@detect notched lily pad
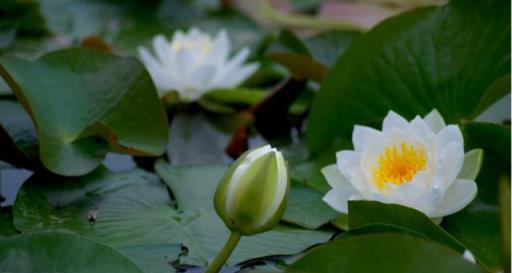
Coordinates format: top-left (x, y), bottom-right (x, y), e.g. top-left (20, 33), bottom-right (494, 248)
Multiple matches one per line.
top-left (0, 48), bottom-right (168, 176)
top-left (0, 232), bottom-right (145, 273)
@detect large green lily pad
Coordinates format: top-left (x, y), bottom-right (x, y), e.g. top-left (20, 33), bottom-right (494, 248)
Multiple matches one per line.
top-left (12, 164), bottom-right (332, 268)
top-left (307, 0), bottom-right (510, 152)
top-left (286, 233), bottom-right (485, 273)
top-left (0, 231), bottom-right (145, 273)
top-left (154, 162), bottom-right (333, 266)
top-left (348, 201), bottom-right (464, 253)
top-left (0, 48), bottom-right (168, 176)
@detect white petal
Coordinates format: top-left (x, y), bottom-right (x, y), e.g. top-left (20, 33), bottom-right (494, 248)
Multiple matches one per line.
top-left (382, 111), bottom-right (409, 132)
top-left (423, 109), bottom-right (446, 133)
top-left (175, 48), bottom-right (194, 77)
top-left (430, 179), bottom-right (477, 217)
top-left (321, 164), bottom-right (351, 189)
top-left (152, 34), bottom-right (173, 67)
top-left (409, 116), bottom-right (433, 138)
top-left (457, 149), bottom-right (484, 180)
top-left (322, 186), bottom-right (356, 213)
top-left (432, 141), bottom-right (465, 191)
top-left (170, 30), bottom-right (186, 44)
top-left (187, 27), bottom-right (202, 38)
top-left (225, 47), bottom-right (250, 71)
top-left (217, 63), bottom-right (259, 88)
top-left (211, 29), bottom-right (230, 64)
top-left (138, 47), bottom-right (176, 94)
top-left (138, 46), bottom-right (161, 71)
top-left (336, 150), bottom-right (372, 196)
top-left (352, 125), bottom-right (381, 151)
top-left (436, 125), bottom-right (464, 148)
top-left (383, 171), bottom-right (437, 215)
top-left (189, 65), bottom-right (216, 92)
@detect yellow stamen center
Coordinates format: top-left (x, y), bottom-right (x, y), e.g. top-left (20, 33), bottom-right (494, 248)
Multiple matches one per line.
top-left (373, 142), bottom-right (427, 190)
top-left (171, 40), bottom-right (212, 55)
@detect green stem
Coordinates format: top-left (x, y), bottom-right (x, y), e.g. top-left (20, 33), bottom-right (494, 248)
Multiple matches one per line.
top-left (258, 0), bottom-right (368, 32)
top-left (204, 231), bottom-right (242, 273)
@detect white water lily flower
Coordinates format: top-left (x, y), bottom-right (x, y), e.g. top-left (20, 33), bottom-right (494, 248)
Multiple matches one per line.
top-left (322, 110), bottom-right (480, 218)
top-left (138, 28), bottom-right (259, 101)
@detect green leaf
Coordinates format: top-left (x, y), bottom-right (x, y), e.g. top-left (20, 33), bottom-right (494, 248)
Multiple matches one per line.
top-left (286, 233), bottom-right (485, 273)
top-left (498, 176), bottom-right (511, 273)
top-left (473, 74), bottom-right (511, 119)
top-left (282, 182), bottom-right (339, 229)
top-left (348, 201), bottom-right (465, 253)
top-left (268, 52), bottom-right (328, 82)
top-left (0, 232), bottom-right (145, 273)
top-left (0, 48), bottom-right (168, 176)
top-left (13, 167), bottom-right (182, 272)
top-left (441, 122), bottom-right (511, 271)
top-left (0, 207), bottom-right (18, 239)
top-left (463, 122), bottom-right (510, 161)
top-left (307, 0), bottom-right (510, 152)
top-left (204, 88), bottom-right (267, 106)
top-left (13, 164), bottom-right (332, 267)
top-left (266, 30), bottom-right (330, 82)
top-left (283, 138), bottom-right (351, 194)
top-left (442, 203), bottom-right (502, 271)
top-left (167, 113), bottom-right (232, 165)
top-left (0, 0), bottom-right (48, 52)
top-left (272, 30), bottom-right (311, 56)
top-left (118, 244), bottom-right (182, 273)
top-left (155, 161), bottom-right (333, 265)
top-left (458, 149), bottom-right (484, 181)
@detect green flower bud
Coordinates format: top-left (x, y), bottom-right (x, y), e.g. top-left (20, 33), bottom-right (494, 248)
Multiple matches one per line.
top-left (214, 145), bottom-right (289, 236)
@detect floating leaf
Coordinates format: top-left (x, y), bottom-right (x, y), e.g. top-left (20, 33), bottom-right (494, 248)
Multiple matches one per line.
top-left (0, 48), bottom-right (168, 176)
top-left (348, 201), bottom-right (465, 253)
top-left (0, 207), bottom-right (17, 239)
top-left (307, 0), bottom-right (510, 152)
top-left (13, 163), bottom-right (332, 267)
top-left (13, 167), bottom-right (182, 272)
top-left (286, 233), bottom-right (485, 273)
top-left (0, 232), bottom-right (145, 273)
top-left (155, 162), bottom-right (333, 265)
top-left (442, 122), bottom-right (511, 271)
top-left (282, 182), bottom-right (339, 229)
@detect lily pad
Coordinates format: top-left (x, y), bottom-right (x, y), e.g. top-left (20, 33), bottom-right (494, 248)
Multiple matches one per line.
top-left (0, 207), bottom-right (18, 238)
top-left (155, 161), bottom-right (334, 265)
top-left (307, 0), bottom-right (510, 152)
top-left (348, 201), bottom-right (464, 253)
top-left (0, 232), bottom-right (145, 273)
top-left (441, 122), bottom-right (511, 271)
top-left (0, 48), bottom-right (168, 176)
top-left (286, 233), bottom-right (485, 273)
top-left (12, 163), bottom-right (332, 267)
top-left (12, 167), bottom-right (182, 272)
top-left (282, 182), bottom-right (339, 229)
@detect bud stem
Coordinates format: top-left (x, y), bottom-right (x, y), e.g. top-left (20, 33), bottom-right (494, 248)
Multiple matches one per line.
top-left (204, 231), bottom-right (242, 273)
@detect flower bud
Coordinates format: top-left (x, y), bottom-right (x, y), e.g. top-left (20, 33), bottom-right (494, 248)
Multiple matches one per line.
top-left (214, 145), bottom-right (289, 235)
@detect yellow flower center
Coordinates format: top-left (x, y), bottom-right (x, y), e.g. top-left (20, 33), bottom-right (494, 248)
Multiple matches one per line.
top-left (372, 142), bottom-right (427, 190)
top-left (171, 40), bottom-right (212, 55)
